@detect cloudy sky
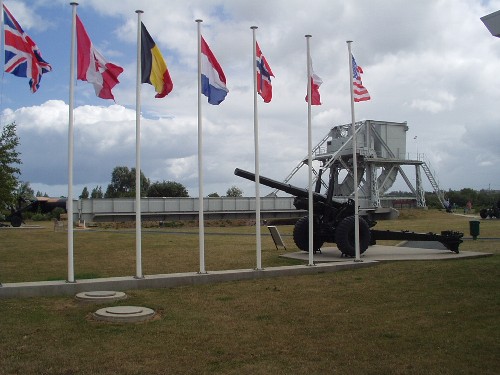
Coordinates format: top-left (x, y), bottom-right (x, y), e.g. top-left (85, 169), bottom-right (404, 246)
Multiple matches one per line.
top-left (1, 0), bottom-right (500, 198)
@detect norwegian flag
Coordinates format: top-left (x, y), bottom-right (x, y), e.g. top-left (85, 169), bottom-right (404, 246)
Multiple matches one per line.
top-left (256, 41), bottom-right (274, 103)
top-left (3, 4), bottom-right (52, 93)
top-left (352, 55), bottom-right (370, 102)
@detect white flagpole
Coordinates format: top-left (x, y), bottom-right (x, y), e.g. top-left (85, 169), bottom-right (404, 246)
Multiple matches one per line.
top-left (135, 10), bottom-right (144, 278)
top-left (67, 2), bottom-right (78, 283)
top-left (196, 19), bottom-right (206, 274)
top-left (347, 40), bottom-right (361, 262)
top-left (305, 35), bottom-right (314, 267)
top-left (251, 26), bottom-right (262, 270)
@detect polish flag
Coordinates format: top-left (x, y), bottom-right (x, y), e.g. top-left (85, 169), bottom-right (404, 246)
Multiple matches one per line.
top-left (305, 60), bottom-right (322, 105)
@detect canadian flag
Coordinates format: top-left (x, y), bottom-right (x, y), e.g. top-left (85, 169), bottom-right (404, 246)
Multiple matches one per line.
top-left (76, 15), bottom-right (123, 100)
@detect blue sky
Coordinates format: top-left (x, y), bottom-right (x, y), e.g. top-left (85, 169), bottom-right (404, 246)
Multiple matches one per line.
top-left (1, 0), bottom-right (500, 198)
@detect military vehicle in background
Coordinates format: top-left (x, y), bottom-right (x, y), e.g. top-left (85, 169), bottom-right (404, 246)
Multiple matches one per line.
top-left (479, 200), bottom-right (500, 219)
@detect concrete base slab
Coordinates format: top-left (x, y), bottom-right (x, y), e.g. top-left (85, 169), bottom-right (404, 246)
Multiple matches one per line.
top-left (281, 245), bottom-right (492, 262)
top-left (93, 306), bottom-right (155, 323)
top-left (0, 246), bottom-right (492, 300)
top-left (0, 225), bottom-right (42, 230)
top-left (0, 261), bottom-right (377, 299)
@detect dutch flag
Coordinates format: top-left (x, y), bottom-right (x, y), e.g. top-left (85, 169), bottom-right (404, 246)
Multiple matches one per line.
top-left (201, 36), bottom-right (228, 105)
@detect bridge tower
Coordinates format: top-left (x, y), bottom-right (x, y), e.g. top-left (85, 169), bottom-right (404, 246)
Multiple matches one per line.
top-left (276, 120), bottom-right (445, 218)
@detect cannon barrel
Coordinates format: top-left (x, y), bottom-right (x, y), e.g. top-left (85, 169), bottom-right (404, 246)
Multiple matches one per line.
top-left (234, 168), bottom-right (327, 203)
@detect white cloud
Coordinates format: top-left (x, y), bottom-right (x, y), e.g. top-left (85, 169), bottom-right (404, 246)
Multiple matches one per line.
top-left (409, 91), bottom-right (456, 113)
top-left (4, 1), bottom-right (55, 31)
top-left (4, 0), bottom-right (500, 196)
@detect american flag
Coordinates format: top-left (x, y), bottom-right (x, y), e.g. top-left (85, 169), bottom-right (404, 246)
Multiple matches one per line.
top-left (352, 55), bottom-right (370, 102)
top-left (3, 4), bottom-right (52, 93)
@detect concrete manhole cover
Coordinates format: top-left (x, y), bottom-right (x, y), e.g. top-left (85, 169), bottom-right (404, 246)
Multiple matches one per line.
top-left (93, 306), bottom-right (156, 323)
top-left (75, 290), bottom-right (127, 303)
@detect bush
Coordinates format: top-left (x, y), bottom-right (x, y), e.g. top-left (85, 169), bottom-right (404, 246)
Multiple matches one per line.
top-left (31, 213), bottom-right (48, 221)
top-left (50, 207), bottom-right (66, 220)
top-left (159, 221), bottom-right (184, 228)
top-left (265, 217), bottom-right (300, 226)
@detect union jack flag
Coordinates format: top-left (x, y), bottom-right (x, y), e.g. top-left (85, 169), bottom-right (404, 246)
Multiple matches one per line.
top-left (352, 55), bottom-right (370, 102)
top-left (3, 4), bottom-right (52, 93)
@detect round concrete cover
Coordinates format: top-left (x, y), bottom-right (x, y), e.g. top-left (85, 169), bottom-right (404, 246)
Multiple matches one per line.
top-left (93, 306), bottom-right (156, 323)
top-left (75, 290), bottom-right (127, 303)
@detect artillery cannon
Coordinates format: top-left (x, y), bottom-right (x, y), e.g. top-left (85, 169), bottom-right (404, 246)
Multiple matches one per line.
top-left (4, 197), bottom-right (67, 227)
top-left (234, 168), bottom-right (463, 256)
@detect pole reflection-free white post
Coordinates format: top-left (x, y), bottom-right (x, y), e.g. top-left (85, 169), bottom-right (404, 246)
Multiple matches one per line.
top-left (135, 10), bottom-right (144, 278)
top-left (347, 40), bottom-right (362, 262)
top-left (196, 19), bottom-right (206, 274)
top-left (67, 2), bottom-right (78, 283)
top-left (251, 26), bottom-right (262, 270)
top-left (305, 35), bottom-right (314, 267)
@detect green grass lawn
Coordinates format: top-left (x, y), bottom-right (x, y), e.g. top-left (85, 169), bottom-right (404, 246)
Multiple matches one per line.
top-left (0, 209), bottom-right (499, 374)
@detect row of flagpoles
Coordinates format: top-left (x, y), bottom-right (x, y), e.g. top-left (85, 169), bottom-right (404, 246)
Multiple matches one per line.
top-left (2, 1), bottom-right (371, 281)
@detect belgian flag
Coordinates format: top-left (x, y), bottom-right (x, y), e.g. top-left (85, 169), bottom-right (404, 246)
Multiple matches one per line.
top-left (141, 22), bottom-right (173, 98)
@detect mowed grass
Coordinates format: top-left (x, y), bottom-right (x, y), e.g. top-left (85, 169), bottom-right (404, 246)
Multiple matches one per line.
top-left (0, 209), bottom-right (499, 374)
top-left (0, 222), bottom-right (302, 283)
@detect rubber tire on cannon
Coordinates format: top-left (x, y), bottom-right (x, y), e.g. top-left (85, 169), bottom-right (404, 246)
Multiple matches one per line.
top-left (293, 216), bottom-right (324, 252)
top-left (335, 215), bottom-right (371, 257)
top-left (10, 215), bottom-right (22, 227)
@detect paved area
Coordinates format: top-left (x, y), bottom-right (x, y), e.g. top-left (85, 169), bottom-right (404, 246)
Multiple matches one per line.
top-left (281, 244), bottom-right (492, 262)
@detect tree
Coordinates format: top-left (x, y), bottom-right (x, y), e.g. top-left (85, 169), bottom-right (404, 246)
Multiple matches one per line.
top-left (91, 186), bottom-right (103, 198)
top-left (16, 181), bottom-right (35, 203)
top-left (226, 186), bottom-right (243, 197)
top-left (0, 122), bottom-right (21, 209)
top-left (208, 192), bottom-right (220, 197)
top-left (80, 187), bottom-right (89, 199)
top-left (105, 166), bottom-right (150, 198)
top-left (147, 181), bottom-right (189, 197)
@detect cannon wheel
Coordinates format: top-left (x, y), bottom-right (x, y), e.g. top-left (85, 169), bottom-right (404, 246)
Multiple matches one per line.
top-left (335, 215), bottom-right (370, 257)
top-left (10, 215), bottom-right (22, 227)
top-left (493, 207), bottom-right (500, 219)
top-left (293, 216), bottom-right (324, 252)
